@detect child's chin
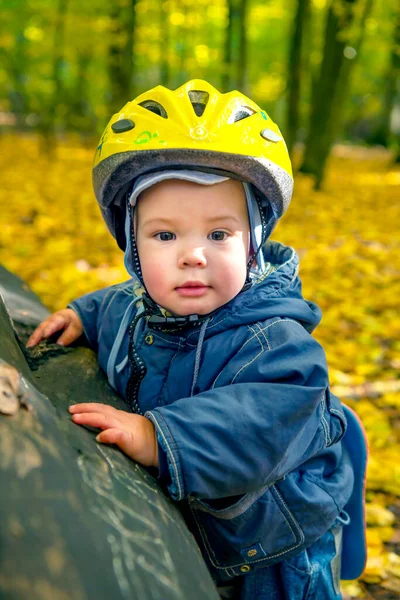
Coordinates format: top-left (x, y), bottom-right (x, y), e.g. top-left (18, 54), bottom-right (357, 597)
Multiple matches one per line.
top-left (173, 300), bottom-right (223, 317)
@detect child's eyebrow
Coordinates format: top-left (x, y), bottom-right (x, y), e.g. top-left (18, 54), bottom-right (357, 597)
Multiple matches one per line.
top-left (141, 215), bottom-right (242, 227)
top-left (206, 215), bottom-right (241, 225)
top-left (141, 217), bottom-right (175, 228)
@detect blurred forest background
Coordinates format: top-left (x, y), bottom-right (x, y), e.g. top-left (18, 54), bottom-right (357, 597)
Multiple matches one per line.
top-left (1, 0), bottom-right (400, 183)
top-left (1, 0), bottom-right (400, 598)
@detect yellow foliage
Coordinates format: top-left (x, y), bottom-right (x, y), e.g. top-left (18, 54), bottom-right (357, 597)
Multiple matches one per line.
top-left (366, 447), bottom-right (400, 496)
top-left (366, 504), bottom-right (396, 527)
top-left (362, 555), bottom-right (386, 584)
top-left (169, 11), bottom-right (185, 26)
top-left (387, 552), bottom-right (400, 578)
top-left (345, 399), bottom-right (394, 449)
top-left (252, 74), bottom-right (285, 102)
top-left (341, 580), bottom-right (366, 598)
top-left (379, 392), bottom-right (400, 409)
top-left (366, 527), bottom-right (394, 545)
top-left (360, 548), bottom-right (400, 585)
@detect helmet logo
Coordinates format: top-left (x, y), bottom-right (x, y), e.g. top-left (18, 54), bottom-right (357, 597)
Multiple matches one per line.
top-left (133, 131), bottom-right (165, 145)
top-left (190, 125), bottom-right (208, 140)
top-left (96, 130), bottom-right (108, 157)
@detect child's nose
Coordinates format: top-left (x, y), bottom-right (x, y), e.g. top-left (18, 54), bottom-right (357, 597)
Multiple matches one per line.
top-left (179, 246), bottom-right (207, 268)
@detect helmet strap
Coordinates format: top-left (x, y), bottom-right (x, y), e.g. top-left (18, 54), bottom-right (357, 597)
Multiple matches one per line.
top-left (128, 202), bottom-right (145, 283)
top-left (245, 195), bottom-right (269, 276)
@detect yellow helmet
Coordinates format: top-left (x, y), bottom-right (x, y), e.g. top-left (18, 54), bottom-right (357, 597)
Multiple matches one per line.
top-left (93, 79), bottom-right (293, 250)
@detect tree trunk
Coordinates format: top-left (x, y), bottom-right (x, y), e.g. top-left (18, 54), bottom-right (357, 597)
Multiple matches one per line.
top-left (108, 0), bottom-right (138, 116)
top-left (285, 0), bottom-right (311, 157)
top-left (392, 11), bottom-right (400, 162)
top-left (228, 0), bottom-right (242, 90)
top-left (2, 31), bottom-right (30, 130)
top-left (237, 0), bottom-right (249, 93)
top-left (39, 0), bottom-right (68, 145)
top-left (370, 9), bottom-right (400, 148)
top-left (0, 264), bottom-right (220, 600)
top-left (159, 0), bottom-right (171, 87)
top-left (68, 53), bottom-right (93, 133)
top-left (176, 0), bottom-right (189, 85)
top-left (300, 0), bottom-right (360, 188)
top-left (125, 0), bottom-right (137, 98)
top-left (221, 0), bottom-right (234, 92)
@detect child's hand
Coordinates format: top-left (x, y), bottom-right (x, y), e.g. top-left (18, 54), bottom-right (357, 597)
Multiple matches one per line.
top-left (26, 309), bottom-right (83, 347)
top-left (68, 403), bottom-right (159, 468)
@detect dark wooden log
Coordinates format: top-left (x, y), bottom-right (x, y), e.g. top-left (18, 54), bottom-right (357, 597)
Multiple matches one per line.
top-left (0, 265), bottom-right (219, 600)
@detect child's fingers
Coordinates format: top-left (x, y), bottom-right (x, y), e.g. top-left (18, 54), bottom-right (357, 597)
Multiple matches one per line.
top-left (96, 429), bottom-right (134, 456)
top-left (56, 323), bottom-right (81, 346)
top-left (71, 411), bottom-right (121, 431)
top-left (69, 403), bottom-right (118, 415)
top-left (26, 315), bottom-right (66, 347)
top-left (43, 315), bottom-right (68, 337)
top-left (26, 323), bottom-right (47, 347)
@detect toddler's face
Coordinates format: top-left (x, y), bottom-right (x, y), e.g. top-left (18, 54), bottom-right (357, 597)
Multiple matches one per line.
top-left (135, 178), bottom-right (249, 316)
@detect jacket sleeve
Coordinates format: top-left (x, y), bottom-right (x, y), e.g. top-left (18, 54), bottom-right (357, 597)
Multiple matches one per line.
top-left (146, 319), bottom-right (347, 501)
top-left (68, 283), bottom-right (129, 352)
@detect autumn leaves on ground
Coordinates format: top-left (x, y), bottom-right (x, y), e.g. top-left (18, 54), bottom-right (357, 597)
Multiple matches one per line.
top-left (1, 136), bottom-right (399, 598)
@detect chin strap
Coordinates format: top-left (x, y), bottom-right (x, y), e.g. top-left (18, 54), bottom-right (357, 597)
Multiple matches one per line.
top-left (143, 293), bottom-right (207, 331)
top-left (142, 280), bottom-right (252, 330)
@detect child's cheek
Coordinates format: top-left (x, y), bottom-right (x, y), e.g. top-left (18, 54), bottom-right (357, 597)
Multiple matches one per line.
top-left (220, 253), bottom-right (247, 296)
top-left (142, 260), bottom-right (170, 300)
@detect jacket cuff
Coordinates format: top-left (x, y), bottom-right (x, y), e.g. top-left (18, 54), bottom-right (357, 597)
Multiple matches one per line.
top-left (157, 444), bottom-right (171, 486)
top-left (67, 301), bottom-right (97, 351)
top-left (145, 410), bottom-right (185, 501)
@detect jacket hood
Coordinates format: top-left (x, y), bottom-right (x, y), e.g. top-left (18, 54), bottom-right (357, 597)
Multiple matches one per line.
top-left (200, 241), bottom-right (322, 337)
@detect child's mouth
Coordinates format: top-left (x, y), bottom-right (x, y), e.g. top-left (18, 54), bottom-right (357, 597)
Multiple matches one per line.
top-left (175, 282), bottom-right (210, 297)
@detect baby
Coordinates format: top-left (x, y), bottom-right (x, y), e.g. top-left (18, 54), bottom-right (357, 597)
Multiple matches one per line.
top-left (27, 80), bottom-right (364, 600)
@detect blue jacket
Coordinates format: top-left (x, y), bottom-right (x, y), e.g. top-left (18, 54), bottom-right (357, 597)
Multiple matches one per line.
top-left (69, 241), bottom-right (354, 579)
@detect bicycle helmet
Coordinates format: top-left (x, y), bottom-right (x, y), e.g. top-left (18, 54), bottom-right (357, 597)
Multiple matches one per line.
top-left (92, 79), bottom-right (293, 259)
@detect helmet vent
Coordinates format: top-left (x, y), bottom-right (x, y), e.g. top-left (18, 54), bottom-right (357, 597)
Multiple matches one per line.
top-left (138, 100), bottom-right (168, 119)
top-left (188, 90), bottom-right (209, 117)
top-left (228, 106), bottom-right (255, 124)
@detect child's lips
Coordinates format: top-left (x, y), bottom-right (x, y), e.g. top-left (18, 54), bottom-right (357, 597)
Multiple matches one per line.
top-left (175, 282), bottom-right (210, 297)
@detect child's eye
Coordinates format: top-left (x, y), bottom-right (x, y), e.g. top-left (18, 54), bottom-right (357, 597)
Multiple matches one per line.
top-left (155, 232), bottom-right (175, 241)
top-left (209, 231), bottom-right (228, 241)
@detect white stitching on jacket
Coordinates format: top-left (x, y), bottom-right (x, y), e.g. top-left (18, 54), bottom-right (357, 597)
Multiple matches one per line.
top-left (320, 393), bottom-right (332, 446)
top-left (211, 318), bottom-right (304, 388)
top-left (231, 347), bottom-right (264, 384)
top-left (247, 325), bottom-right (265, 351)
top-left (254, 322), bottom-right (271, 351)
top-left (147, 413), bottom-right (183, 501)
top-left (189, 484), bottom-right (304, 570)
top-left (211, 324), bottom-right (265, 389)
